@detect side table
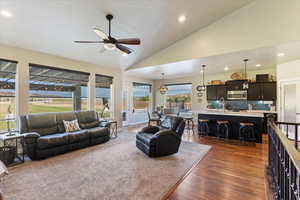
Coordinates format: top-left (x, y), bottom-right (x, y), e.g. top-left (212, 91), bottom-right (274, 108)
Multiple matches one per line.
top-left (100, 120), bottom-right (118, 139)
top-left (0, 131), bottom-right (25, 166)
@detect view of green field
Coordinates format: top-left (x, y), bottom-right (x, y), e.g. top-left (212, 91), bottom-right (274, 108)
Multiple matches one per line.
top-left (0, 97), bottom-right (112, 132)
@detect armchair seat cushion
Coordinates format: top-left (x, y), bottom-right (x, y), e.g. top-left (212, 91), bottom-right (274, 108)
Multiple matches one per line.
top-left (140, 126), bottom-right (160, 134)
top-left (136, 133), bottom-right (154, 146)
top-left (87, 127), bottom-right (109, 138)
top-left (37, 133), bottom-right (68, 149)
top-left (67, 130), bottom-right (89, 143)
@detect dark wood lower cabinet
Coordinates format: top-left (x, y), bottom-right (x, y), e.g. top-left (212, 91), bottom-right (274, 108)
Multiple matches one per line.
top-left (198, 114), bottom-right (263, 143)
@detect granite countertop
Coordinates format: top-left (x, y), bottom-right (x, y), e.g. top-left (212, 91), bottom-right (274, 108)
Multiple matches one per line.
top-left (193, 109), bottom-right (277, 118)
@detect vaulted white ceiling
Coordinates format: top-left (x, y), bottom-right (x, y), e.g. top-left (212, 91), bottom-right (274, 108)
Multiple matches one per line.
top-left (126, 42), bottom-right (300, 80)
top-left (0, 0), bottom-right (253, 69)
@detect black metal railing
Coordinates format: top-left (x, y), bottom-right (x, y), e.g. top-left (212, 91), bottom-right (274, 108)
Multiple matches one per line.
top-left (268, 120), bottom-right (300, 200)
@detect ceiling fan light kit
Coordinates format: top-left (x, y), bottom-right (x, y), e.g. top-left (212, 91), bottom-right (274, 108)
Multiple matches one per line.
top-left (103, 43), bottom-right (116, 50)
top-left (74, 14), bottom-right (141, 55)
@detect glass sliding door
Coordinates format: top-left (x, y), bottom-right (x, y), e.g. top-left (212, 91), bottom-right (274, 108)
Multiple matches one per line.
top-left (29, 64), bottom-right (90, 113)
top-left (95, 74), bottom-right (113, 119)
top-left (0, 59), bottom-right (17, 133)
top-left (131, 82), bottom-right (152, 124)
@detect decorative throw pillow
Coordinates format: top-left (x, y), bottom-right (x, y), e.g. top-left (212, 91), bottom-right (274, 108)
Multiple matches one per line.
top-left (63, 119), bottom-right (81, 132)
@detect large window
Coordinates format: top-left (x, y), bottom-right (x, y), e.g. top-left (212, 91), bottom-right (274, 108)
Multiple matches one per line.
top-left (29, 64), bottom-right (90, 113)
top-left (95, 74), bottom-right (113, 119)
top-left (0, 59), bottom-right (17, 132)
top-left (133, 83), bottom-right (151, 112)
top-left (165, 83), bottom-right (192, 112)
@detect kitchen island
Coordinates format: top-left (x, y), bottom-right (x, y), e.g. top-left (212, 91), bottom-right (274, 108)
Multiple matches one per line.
top-left (196, 110), bottom-right (275, 143)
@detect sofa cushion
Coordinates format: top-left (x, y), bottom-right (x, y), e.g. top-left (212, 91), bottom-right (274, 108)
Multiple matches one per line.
top-left (37, 133), bottom-right (68, 149)
top-left (87, 127), bottom-right (109, 138)
top-left (67, 130), bottom-right (89, 143)
top-left (75, 111), bottom-right (100, 129)
top-left (56, 112), bottom-right (77, 132)
top-left (26, 113), bottom-right (58, 136)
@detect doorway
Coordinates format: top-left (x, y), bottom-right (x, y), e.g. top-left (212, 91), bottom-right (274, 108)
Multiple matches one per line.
top-left (280, 80), bottom-right (300, 139)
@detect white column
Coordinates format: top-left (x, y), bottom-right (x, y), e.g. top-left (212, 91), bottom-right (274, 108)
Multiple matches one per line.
top-left (16, 60), bottom-right (29, 116)
top-left (88, 72), bottom-right (96, 110)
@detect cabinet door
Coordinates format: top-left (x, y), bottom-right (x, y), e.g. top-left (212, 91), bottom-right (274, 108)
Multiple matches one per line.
top-left (216, 85), bottom-right (227, 99)
top-left (206, 85), bottom-right (217, 100)
top-left (247, 83), bottom-right (262, 100)
top-left (262, 82), bottom-right (277, 100)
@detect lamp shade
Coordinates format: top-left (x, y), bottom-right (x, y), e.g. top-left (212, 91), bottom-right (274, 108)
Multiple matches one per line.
top-left (159, 85), bottom-right (168, 94)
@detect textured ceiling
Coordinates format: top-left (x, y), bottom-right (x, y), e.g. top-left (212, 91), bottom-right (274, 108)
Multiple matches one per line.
top-left (0, 0), bottom-right (253, 69)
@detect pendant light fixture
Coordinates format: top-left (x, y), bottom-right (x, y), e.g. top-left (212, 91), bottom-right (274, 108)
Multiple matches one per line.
top-left (159, 73), bottom-right (168, 95)
top-left (243, 59), bottom-right (249, 90)
top-left (197, 65), bottom-right (207, 92)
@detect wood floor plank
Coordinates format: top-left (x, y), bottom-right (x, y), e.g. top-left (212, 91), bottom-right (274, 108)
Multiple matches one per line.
top-left (125, 125), bottom-right (268, 200)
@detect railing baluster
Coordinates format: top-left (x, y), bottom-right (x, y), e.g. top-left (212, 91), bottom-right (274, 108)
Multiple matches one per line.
top-left (270, 121), bottom-right (300, 200)
top-left (295, 125), bottom-right (298, 149)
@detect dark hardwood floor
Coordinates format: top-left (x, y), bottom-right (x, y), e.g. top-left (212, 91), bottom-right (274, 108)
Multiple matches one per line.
top-left (125, 124), bottom-right (269, 200)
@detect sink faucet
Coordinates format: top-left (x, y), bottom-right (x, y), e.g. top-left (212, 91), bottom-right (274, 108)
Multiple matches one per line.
top-left (219, 97), bottom-right (225, 112)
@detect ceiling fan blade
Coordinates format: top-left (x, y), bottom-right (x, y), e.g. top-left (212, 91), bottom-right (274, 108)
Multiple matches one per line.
top-left (116, 38), bottom-right (141, 45)
top-left (93, 28), bottom-right (109, 40)
top-left (116, 44), bottom-right (133, 54)
top-left (74, 41), bottom-right (104, 43)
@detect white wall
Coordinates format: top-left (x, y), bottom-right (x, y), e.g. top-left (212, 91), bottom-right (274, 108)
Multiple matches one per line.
top-left (122, 74), bottom-right (154, 125)
top-left (132, 0), bottom-right (300, 69)
top-left (154, 68), bottom-right (276, 110)
top-left (0, 44), bottom-right (123, 125)
top-left (277, 59), bottom-right (300, 120)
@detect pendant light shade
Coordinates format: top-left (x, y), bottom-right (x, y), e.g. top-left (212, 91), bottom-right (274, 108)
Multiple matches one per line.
top-left (159, 73), bottom-right (168, 95)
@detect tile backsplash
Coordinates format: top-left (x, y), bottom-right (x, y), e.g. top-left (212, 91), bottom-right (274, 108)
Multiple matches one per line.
top-left (208, 100), bottom-right (274, 111)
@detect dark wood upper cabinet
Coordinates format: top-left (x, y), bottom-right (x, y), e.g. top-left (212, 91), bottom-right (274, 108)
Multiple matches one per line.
top-left (247, 82), bottom-right (276, 101)
top-left (206, 85), bottom-right (217, 100)
top-left (247, 83), bottom-right (262, 100)
top-left (207, 82), bottom-right (276, 101)
top-left (207, 85), bottom-right (226, 100)
top-left (261, 82), bottom-right (277, 100)
top-left (216, 85), bottom-right (227, 99)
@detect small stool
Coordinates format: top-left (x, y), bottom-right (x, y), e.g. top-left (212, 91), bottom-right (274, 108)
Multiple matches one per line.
top-left (184, 117), bottom-right (195, 134)
top-left (217, 120), bottom-right (229, 139)
top-left (239, 122), bottom-right (256, 142)
top-left (198, 119), bottom-right (209, 136)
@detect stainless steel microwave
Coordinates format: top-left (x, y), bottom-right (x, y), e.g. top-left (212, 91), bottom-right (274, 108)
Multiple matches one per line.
top-left (227, 90), bottom-right (247, 100)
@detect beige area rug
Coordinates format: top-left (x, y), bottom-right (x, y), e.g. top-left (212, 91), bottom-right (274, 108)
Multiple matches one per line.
top-left (2, 132), bottom-right (211, 200)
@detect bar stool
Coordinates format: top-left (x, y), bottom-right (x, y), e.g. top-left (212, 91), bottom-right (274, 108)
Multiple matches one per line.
top-left (217, 120), bottom-right (230, 139)
top-left (239, 122), bottom-right (256, 142)
top-left (184, 117), bottom-right (195, 134)
top-left (198, 119), bottom-right (209, 136)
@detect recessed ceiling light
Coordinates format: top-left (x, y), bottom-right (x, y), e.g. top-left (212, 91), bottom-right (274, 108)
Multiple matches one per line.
top-left (1, 10), bottom-right (12, 18)
top-left (178, 15), bottom-right (186, 23)
top-left (277, 53), bottom-right (285, 57)
top-left (122, 52), bottom-right (128, 57)
top-left (256, 64), bottom-right (261, 67)
top-left (224, 66), bottom-right (229, 71)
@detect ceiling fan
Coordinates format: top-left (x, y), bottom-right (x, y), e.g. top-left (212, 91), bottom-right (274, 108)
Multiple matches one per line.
top-left (74, 14), bottom-right (141, 55)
